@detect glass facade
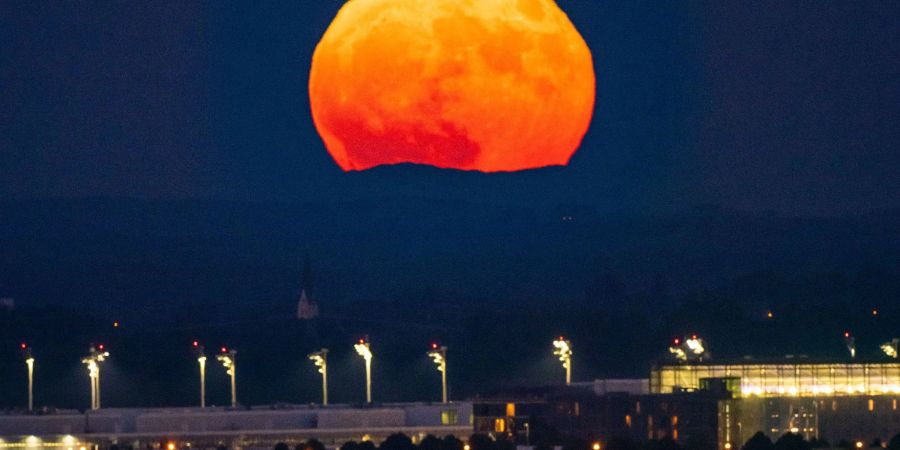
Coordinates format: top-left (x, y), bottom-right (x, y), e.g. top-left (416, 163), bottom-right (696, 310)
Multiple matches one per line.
top-left (651, 362), bottom-right (900, 397)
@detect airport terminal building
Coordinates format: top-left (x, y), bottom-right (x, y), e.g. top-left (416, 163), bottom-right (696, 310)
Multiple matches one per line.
top-left (652, 360), bottom-right (900, 446)
top-left (473, 360), bottom-right (900, 449)
top-left (0, 403), bottom-right (473, 450)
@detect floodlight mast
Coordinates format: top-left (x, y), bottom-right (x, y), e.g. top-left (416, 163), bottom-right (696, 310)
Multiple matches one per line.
top-left (428, 344), bottom-right (449, 403)
top-left (21, 344), bottom-right (34, 412)
top-left (192, 341), bottom-right (207, 408)
top-left (844, 332), bottom-right (856, 359)
top-left (217, 347), bottom-right (238, 408)
top-left (354, 338), bottom-right (373, 403)
top-left (308, 348), bottom-right (329, 405)
top-left (552, 337), bottom-right (572, 385)
top-left (81, 345), bottom-right (109, 410)
top-left (881, 339), bottom-right (899, 359)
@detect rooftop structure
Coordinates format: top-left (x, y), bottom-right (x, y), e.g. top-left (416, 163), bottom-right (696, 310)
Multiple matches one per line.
top-left (651, 360), bottom-right (900, 397)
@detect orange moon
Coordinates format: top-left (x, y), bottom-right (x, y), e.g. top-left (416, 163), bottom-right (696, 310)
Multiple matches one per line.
top-left (309, 0), bottom-right (596, 172)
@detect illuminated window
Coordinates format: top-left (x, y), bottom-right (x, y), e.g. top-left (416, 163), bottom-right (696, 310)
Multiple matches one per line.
top-left (494, 418), bottom-right (506, 433)
top-left (672, 415), bottom-right (678, 426)
top-left (832, 400), bottom-right (838, 411)
top-left (893, 399), bottom-right (897, 411)
top-left (869, 399), bottom-right (875, 412)
top-left (505, 403), bottom-right (516, 417)
top-left (441, 410), bottom-right (458, 425)
top-left (625, 414), bottom-right (632, 428)
top-left (636, 401), bottom-right (641, 414)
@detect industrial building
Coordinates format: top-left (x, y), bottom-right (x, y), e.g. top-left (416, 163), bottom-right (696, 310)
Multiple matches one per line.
top-left (0, 403), bottom-right (472, 450)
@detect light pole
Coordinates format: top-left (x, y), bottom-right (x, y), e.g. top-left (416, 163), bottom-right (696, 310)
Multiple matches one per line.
top-left (844, 331), bottom-right (856, 359)
top-left (427, 343), bottom-right (448, 403)
top-left (20, 343), bottom-right (34, 412)
top-left (552, 337), bottom-right (572, 385)
top-left (192, 341), bottom-right (207, 408)
top-left (882, 338), bottom-right (899, 359)
top-left (354, 338), bottom-right (373, 403)
top-left (217, 347), bottom-right (238, 408)
top-left (308, 349), bottom-right (329, 405)
top-left (81, 344), bottom-right (109, 410)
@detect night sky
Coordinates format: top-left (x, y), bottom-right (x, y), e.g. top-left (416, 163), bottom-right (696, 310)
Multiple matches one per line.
top-left (1, 1), bottom-right (900, 408)
top-left (3, 1), bottom-right (898, 216)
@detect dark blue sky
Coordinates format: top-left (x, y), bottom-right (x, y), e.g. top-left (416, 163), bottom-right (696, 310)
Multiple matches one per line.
top-left (1, 1), bottom-right (898, 216)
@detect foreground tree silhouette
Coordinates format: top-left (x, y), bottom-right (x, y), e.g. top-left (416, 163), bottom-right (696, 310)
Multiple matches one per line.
top-left (419, 436), bottom-right (442, 450)
top-left (888, 435), bottom-right (900, 450)
top-left (743, 433), bottom-right (775, 450)
top-left (606, 438), bottom-right (639, 450)
top-left (647, 438), bottom-right (682, 450)
top-left (381, 434), bottom-right (414, 450)
top-left (774, 434), bottom-right (810, 450)
top-left (274, 443), bottom-right (290, 450)
top-left (468, 435), bottom-right (494, 450)
top-left (441, 436), bottom-right (464, 450)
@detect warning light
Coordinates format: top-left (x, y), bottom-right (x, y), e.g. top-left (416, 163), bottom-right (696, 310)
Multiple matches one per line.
top-left (192, 341), bottom-right (199, 348)
top-left (20, 343), bottom-right (27, 349)
top-left (220, 347), bottom-right (228, 353)
top-left (844, 331), bottom-right (851, 338)
top-left (431, 342), bottom-right (438, 349)
top-left (673, 338), bottom-right (680, 345)
top-left (98, 344), bottom-right (105, 351)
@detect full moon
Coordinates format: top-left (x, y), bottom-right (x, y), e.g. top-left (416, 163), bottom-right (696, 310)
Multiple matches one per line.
top-left (309, 0), bottom-right (596, 172)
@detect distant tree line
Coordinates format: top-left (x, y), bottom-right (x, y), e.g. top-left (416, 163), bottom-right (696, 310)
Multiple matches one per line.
top-left (271, 432), bottom-right (900, 450)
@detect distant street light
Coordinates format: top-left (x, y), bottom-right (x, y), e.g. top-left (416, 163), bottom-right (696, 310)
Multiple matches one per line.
top-left (881, 339), bottom-right (899, 359)
top-left (844, 331), bottom-right (856, 359)
top-left (354, 338), bottom-right (373, 403)
top-left (81, 344), bottom-right (109, 410)
top-left (20, 343), bottom-right (34, 412)
top-left (308, 348), bottom-right (329, 406)
top-left (428, 343), bottom-right (448, 403)
top-left (192, 341), bottom-right (207, 408)
top-left (552, 337), bottom-right (572, 385)
top-left (217, 347), bottom-right (238, 408)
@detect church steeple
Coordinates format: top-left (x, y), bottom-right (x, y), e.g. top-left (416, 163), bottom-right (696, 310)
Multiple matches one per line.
top-left (297, 257), bottom-right (319, 320)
